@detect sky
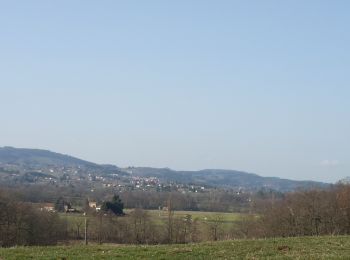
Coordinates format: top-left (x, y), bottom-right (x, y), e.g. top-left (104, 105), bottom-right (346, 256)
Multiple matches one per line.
top-left (0, 1), bottom-right (349, 183)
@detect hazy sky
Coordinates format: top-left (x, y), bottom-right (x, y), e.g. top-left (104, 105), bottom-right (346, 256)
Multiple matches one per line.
top-left (0, 1), bottom-right (349, 183)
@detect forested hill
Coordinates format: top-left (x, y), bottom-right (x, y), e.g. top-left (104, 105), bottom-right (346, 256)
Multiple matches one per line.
top-left (0, 146), bottom-right (329, 191)
top-left (125, 167), bottom-right (329, 191)
top-left (0, 146), bottom-right (99, 168)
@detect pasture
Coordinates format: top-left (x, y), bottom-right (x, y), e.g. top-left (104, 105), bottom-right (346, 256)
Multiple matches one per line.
top-left (1, 236), bottom-right (350, 259)
top-left (60, 209), bottom-right (245, 230)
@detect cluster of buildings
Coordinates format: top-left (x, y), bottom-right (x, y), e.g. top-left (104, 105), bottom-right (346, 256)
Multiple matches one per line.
top-left (0, 162), bottom-right (210, 195)
top-left (36, 200), bottom-right (101, 213)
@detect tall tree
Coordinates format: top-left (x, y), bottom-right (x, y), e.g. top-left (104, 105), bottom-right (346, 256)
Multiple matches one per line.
top-left (101, 194), bottom-right (124, 215)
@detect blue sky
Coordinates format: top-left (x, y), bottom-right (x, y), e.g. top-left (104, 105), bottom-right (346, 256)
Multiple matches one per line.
top-left (0, 1), bottom-right (349, 182)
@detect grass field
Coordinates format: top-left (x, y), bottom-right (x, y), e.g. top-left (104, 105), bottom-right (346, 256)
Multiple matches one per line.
top-left (143, 209), bottom-right (243, 222)
top-left (1, 236), bottom-right (350, 259)
top-left (61, 209), bottom-right (244, 221)
top-left (60, 209), bottom-right (245, 230)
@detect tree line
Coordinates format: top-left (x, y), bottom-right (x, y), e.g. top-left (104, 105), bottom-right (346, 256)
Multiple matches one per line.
top-left (233, 184), bottom-right (350, 238)
top-left (0, 184), bottom-right (252, 213)
top-left (3, 184), bottom-right (350, 247)
top-left (0, 191), bottom-right (66, 247)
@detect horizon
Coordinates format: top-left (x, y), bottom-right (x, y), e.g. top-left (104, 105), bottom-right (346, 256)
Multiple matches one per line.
top-left (1, 1), bottom-right (349, 183)
top-left (0, 145), bottom-right (336, 183)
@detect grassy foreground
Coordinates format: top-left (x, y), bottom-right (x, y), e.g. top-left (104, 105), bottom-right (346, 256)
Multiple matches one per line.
top-left (1, 236), bottom-right (350, 259)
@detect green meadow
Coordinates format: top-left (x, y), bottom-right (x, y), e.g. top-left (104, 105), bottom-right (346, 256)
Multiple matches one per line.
top-left (1, 236), bottom-right (350, 259)
top-left (60, 209), bottom-right (246, 230)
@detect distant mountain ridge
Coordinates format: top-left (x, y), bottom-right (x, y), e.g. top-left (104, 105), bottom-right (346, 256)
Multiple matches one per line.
top-left (0, 146), bottom-right (329, 191)
top-left (126, 167), bottom-right (329, 191)
top-left (0, 146), bottom-right (98, 168)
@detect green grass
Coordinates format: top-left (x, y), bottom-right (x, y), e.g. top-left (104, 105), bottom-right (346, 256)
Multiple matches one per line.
top-left (143, 209), bottom-right (243, 222)
top-left (60, 210), bottom-right (246, 230)
top-left (144, 210), bottom-right (245, 230)
top-left (60, 209), bottom-right (243, 221)
top-left (1, 236), bottom-right (350, 259)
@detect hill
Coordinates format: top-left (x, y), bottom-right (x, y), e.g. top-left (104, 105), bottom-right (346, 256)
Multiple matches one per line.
top-left (127, 167), bottom-right (328, 191)
top-left (0, 236), bottom-right (349, 259)
top-left (0, 147), bottom-right (122, 185)
top-left (0, 146), bottom-right (328, 191)
top-left (0, 146), bottom-right (99, 169)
